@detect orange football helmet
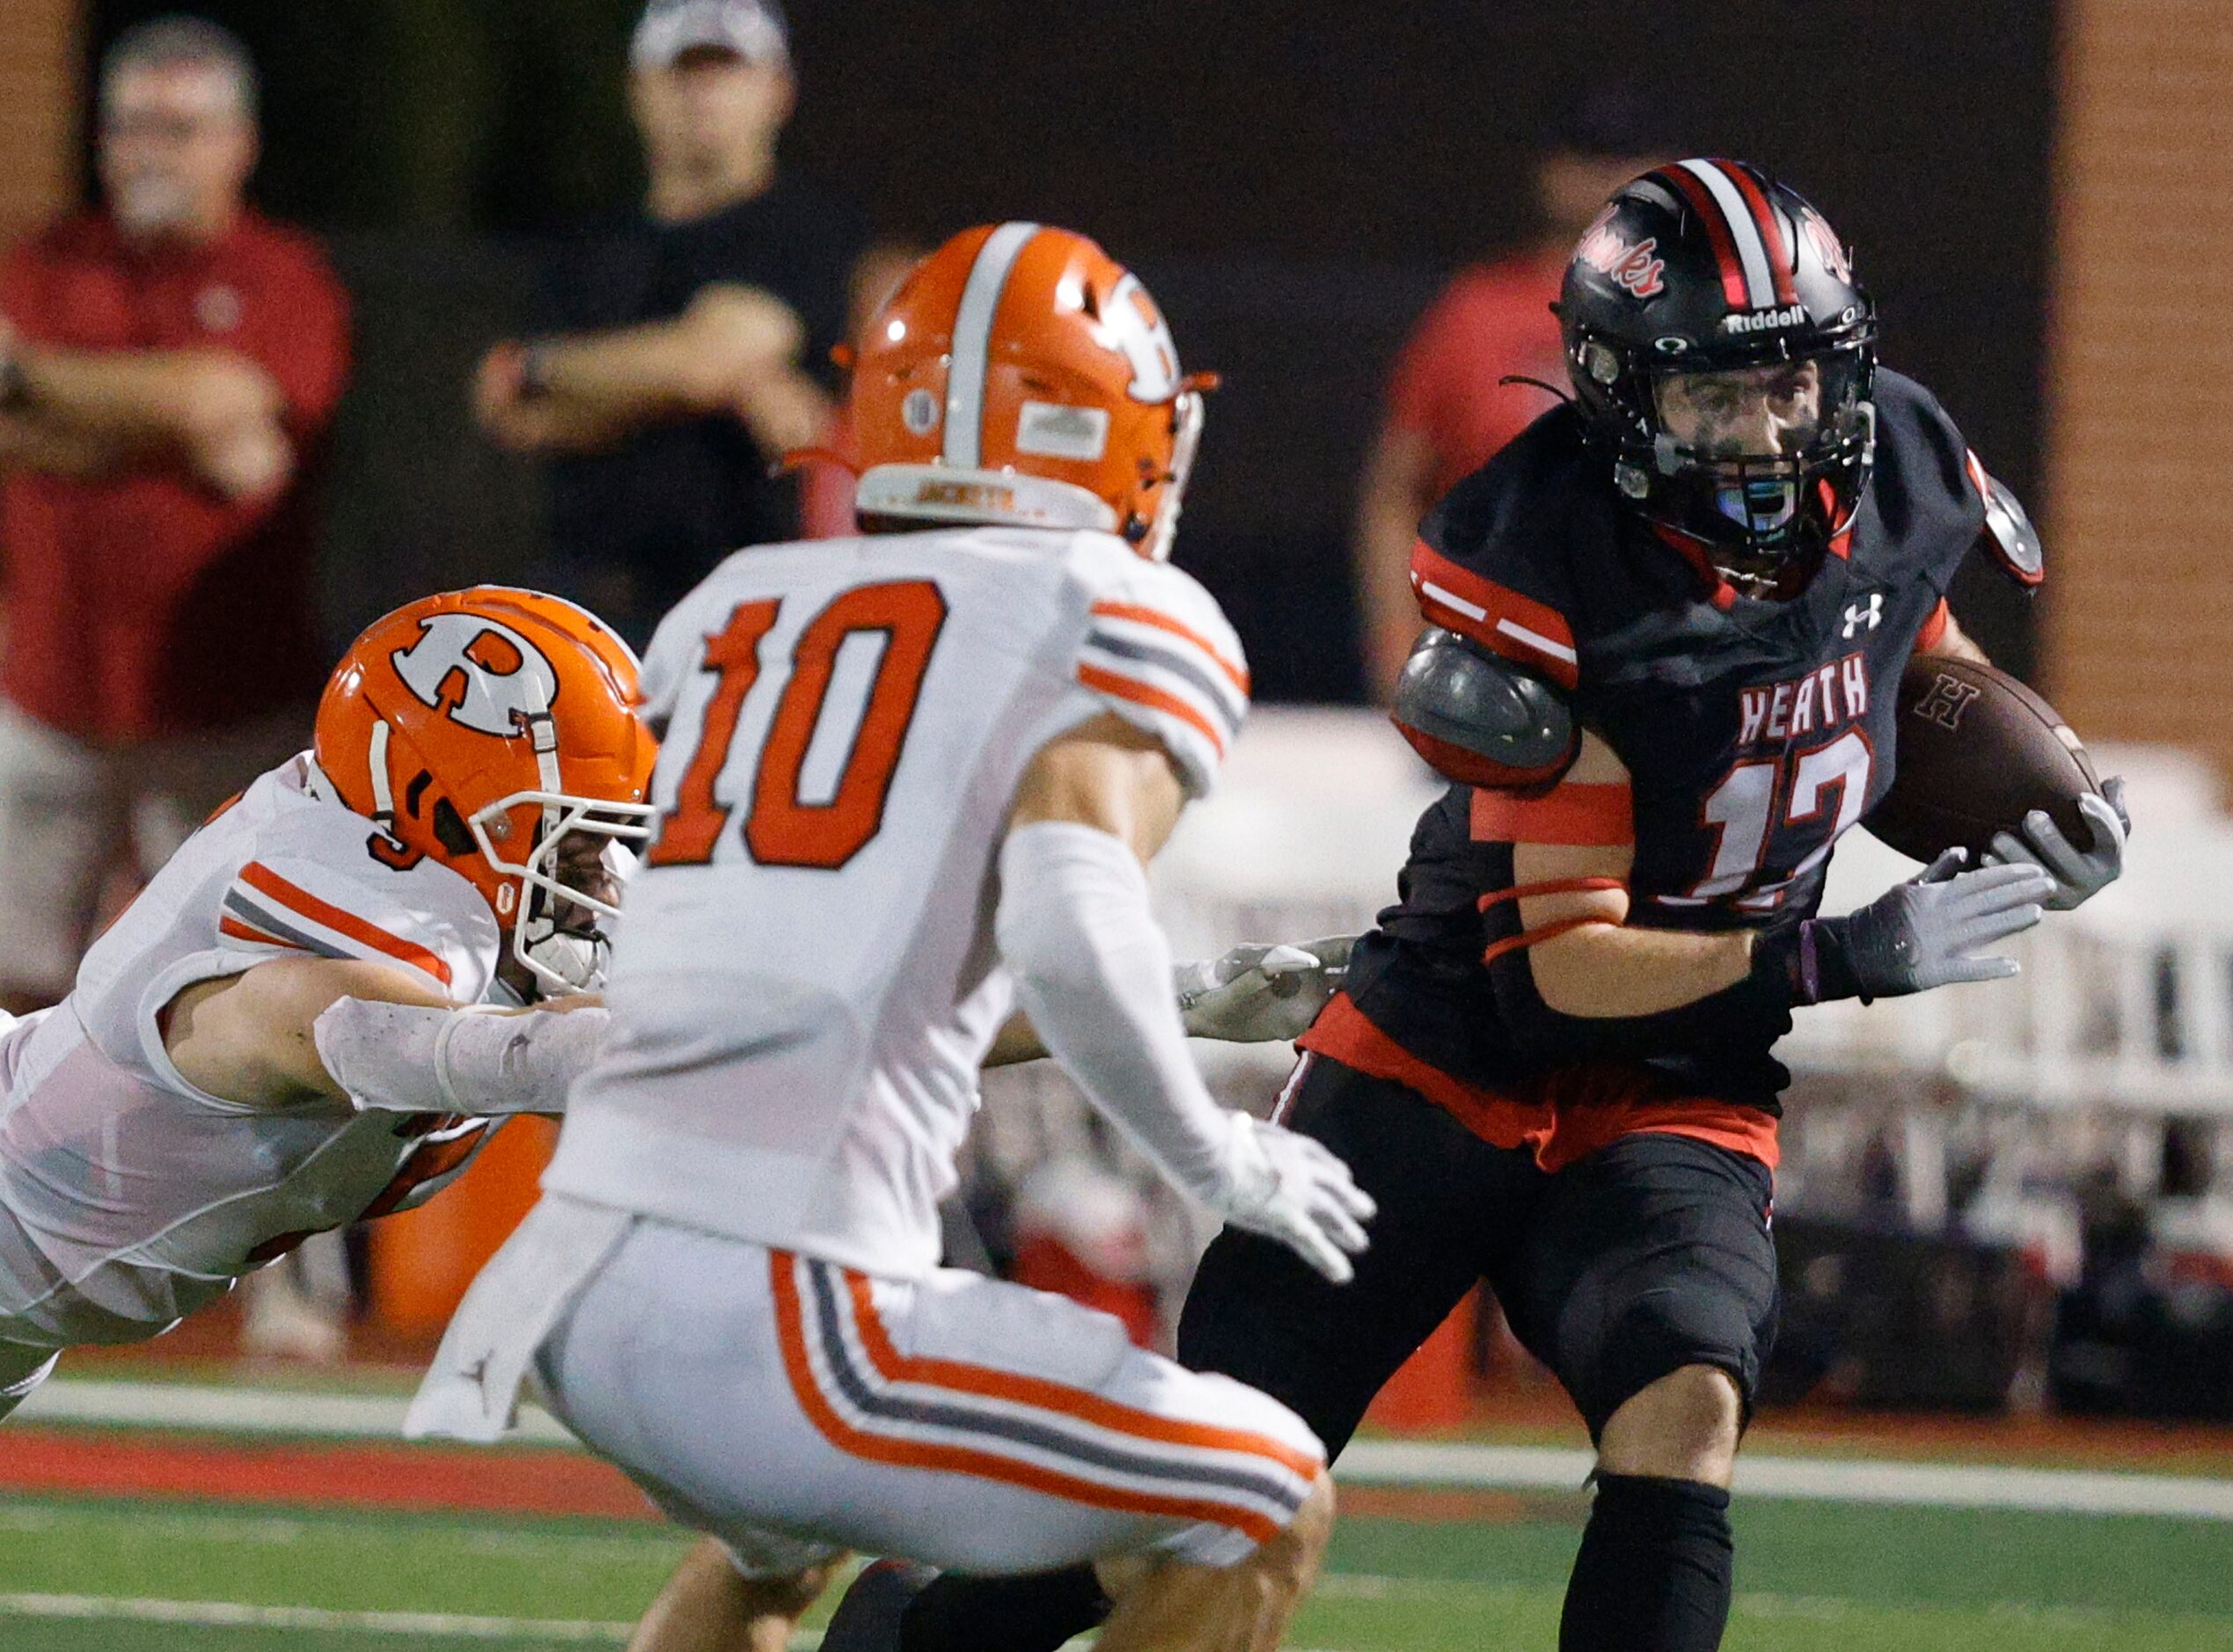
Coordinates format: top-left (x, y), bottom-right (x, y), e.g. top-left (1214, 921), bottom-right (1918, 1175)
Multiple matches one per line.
top-left (846, 223), bottom-right (1212, 560)
top-left (312, 588), bottom-right (658, 996)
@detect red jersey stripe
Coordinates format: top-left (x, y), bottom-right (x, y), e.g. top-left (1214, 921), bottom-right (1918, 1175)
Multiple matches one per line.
top-left (1408, 540), bottom-right (1579, 690)
top-left (1469, 782), bottom-right (1634, 847)
top-left (237, 862), bottom-right (455, 987)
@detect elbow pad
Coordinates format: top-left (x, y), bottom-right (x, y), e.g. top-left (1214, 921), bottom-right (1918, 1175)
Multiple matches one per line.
top-left (1975, 466), bottom-right (2043, 590)
top-left (1391, 628), bottom-right (1578, 789)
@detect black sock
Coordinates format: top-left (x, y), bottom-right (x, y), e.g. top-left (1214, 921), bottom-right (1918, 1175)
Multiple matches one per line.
top-left (898, 1564), bottom-right (1111, 1652)
top-left (1559, 1473), bottom-right (1734, 1652)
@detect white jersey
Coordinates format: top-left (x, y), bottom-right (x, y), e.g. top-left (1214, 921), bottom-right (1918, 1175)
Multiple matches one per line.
top-left (546, 527), bottom-right (1248, 1277)
top-left (0, 757), bottom-right (502, 1349)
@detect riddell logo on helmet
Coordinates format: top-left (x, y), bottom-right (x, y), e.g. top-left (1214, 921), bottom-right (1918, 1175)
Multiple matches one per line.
top-left (1575, 215), bottom-right (1666, 300)
top-left (1721, 304), bottom-right (1808, 334)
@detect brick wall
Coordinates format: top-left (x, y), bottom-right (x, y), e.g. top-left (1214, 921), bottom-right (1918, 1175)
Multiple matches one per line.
top-left (0, 0), bottom-right (80, 245)
top-left (2046, 3), bottom-right (2233, 773)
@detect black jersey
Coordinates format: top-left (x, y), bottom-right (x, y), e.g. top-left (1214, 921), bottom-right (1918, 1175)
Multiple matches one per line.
top-left (1327, 369), bottom-right (1991, 1110)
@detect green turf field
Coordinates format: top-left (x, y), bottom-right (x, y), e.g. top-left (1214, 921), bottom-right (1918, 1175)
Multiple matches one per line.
top-left (4, 1489), bottom-right (2231, 1651)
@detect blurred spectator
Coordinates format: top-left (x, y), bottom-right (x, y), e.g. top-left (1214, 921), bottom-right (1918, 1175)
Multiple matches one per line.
top-left (474, 0), bottom-right (871, 647)
top-left (0, 16), bottom-right (349, 1017)
top-left (1352, 95), bottom-right (1663, 698)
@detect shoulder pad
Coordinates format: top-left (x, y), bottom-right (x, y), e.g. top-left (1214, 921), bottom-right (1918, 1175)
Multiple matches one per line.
top-left (1390, 628), bottom-right (1578, 790)
top-left (1971, 459), bottom-right (2043, 589)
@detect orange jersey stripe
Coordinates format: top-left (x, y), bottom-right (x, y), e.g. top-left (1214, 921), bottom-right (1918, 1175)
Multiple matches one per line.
top-left (839, 1269), bottom-right (1321, 1480)
top-left (238, 862), bottom-right (454, 987)
top-left (217, 913), bottom-right (305, 952)
top-left (1469, 782), bottom-right (1634, 847)
top-left (1077, 664), bottom-right (1227, 758)
top-left (1089, 602), bottom-right (1250, 696)
top-left (768, 1256), bottom-right (1285, 1544)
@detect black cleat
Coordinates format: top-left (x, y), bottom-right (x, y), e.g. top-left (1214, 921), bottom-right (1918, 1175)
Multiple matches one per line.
top-left (818, 1558), bottom-right (939, 1652)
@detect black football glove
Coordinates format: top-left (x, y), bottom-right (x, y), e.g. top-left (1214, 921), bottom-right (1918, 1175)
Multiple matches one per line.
top-left (1982, 777), bottom-right (2129, 912)
top-left (1782, 850), bottom-right (2054, 1005)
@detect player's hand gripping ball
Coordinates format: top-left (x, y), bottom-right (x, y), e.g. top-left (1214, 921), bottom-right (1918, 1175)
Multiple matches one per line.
top-left (1983, 776), bottom-right (2129, 912)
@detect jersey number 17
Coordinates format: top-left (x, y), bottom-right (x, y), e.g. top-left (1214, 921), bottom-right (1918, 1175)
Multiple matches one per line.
top-left (647, 580), bottom-right (948, 872)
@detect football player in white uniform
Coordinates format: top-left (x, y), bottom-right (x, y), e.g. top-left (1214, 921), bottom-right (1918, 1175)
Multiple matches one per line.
top-left (409, 223), bottom-right (1376, 1652)
top-left (0, 587), bottom-right (658, 1419)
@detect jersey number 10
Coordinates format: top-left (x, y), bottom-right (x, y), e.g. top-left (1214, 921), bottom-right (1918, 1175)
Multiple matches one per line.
top-left (648, 580), bottom-right (948, 872)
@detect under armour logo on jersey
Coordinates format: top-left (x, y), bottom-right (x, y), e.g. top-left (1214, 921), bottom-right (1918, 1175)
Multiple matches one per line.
top-left (392, 615), bottom-right (560, 737)
top-left (1841, 594), bottom-right (1884, 638)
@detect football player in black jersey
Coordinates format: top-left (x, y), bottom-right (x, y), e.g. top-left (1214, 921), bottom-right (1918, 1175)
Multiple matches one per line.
top-left (822, 161), bottom-right (2128, 1652)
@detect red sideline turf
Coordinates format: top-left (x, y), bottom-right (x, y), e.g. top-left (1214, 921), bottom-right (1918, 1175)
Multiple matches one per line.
top-left (0, 1429), bottom-right (655, 1520)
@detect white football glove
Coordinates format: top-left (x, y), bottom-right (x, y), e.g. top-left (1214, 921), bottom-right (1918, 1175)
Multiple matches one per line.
top-left (1982, 778), bottom-right (2129, 912)
top-left (1175, 935), bottom-right (1355, 1043)
top-left (1206, 1112), bottom-right (1375, 1284)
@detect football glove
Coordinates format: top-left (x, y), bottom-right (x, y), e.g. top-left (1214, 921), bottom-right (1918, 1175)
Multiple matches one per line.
top-left (1207, 1111), bottom-right (1376, 1284)
top-left (1791, 850), bottom-right (2054, 1004)
top-left (1983, 777), bottom-right (2129, 912)
top-left (1175, 936), bottom-right (1354, 1042)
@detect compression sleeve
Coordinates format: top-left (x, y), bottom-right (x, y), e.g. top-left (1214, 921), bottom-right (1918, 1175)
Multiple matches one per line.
top-left (995, 821), bottom-right (1237, 1203)
top-left (311, 998), bottom-right (611, 1117)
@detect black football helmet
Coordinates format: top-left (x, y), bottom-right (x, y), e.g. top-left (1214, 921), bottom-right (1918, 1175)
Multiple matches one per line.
top-left (1555, 159), bottom-right (1878, 596)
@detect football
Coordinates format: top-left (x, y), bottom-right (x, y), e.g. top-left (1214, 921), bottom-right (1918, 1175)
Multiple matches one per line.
top-left (1865, 654), bottom-right (2103, 864)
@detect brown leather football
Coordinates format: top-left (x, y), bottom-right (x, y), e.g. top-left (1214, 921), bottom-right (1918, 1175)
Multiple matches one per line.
top-left (1865, 655), bottom-right (2102, 864)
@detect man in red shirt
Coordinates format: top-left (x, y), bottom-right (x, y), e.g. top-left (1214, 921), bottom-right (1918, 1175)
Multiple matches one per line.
top-left (1354, 99), bottom-right (1662, 699)
top-left (0, 16), bottom-right (349, 1017)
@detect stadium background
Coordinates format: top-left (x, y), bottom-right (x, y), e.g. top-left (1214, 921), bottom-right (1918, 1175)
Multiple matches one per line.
top-left (4, 4), bottom-right (2233, 1649)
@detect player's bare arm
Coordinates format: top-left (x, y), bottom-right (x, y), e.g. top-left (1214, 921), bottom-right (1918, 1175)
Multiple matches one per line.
top-left (1513, 735), bottom-right (1759, 1019)
top-left (475, 281), bottom-right (827, 457)
top-left (163, 955), bottom-right (450, 1110)
top-left (0, 333), bottom-right (291, 500)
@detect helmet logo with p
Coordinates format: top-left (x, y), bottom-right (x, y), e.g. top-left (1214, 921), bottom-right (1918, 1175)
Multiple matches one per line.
top-left (392, 615), bottom-right (561, 737)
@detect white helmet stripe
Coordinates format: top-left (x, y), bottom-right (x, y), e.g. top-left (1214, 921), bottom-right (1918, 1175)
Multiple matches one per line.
top-left (943, 222), bottom-right (1041, 470)
top-left (1677, 159), bottom-right (1777, 309)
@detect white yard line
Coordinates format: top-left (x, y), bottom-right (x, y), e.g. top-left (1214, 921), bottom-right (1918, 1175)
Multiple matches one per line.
top-left (0, 1593), bottom-right (633, 1642)
top-left (20, 1377), bottom-right (2233, 1520)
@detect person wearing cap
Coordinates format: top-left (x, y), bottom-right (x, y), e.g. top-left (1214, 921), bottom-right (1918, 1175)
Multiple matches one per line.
top-left (0, 16), bottom-right (350, 1019)
top-left (1352, 94), bottom-right (1663, 699)
top-left (473, 0), bottom-right (871, 648)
